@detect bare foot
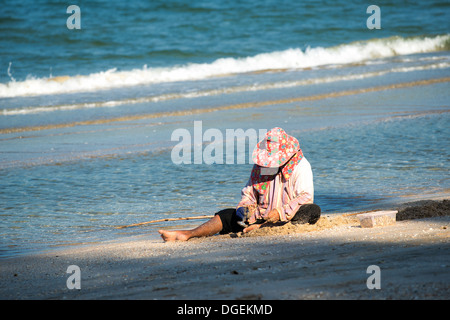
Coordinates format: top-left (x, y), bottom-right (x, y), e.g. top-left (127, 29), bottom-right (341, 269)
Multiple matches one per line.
top-left (158, 229), bottom-right (191, 242)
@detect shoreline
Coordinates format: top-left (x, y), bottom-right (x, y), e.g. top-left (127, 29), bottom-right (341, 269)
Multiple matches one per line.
top-left (0, 199), bottom-right (448, 300)
top-left (2, 77), bottom-right (449, 135)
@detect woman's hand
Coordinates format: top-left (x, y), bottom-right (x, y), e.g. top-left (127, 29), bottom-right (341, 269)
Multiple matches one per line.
top-left (265, 209), bottom-right (280, 223)
top-left (243, 209), bottom-right (280, 233)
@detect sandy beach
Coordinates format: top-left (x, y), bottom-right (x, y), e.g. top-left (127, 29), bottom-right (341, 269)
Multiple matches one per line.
top-left (1, 1), bottom-right (449, 308)
top-left (1, 199), bottom-right (448, 300)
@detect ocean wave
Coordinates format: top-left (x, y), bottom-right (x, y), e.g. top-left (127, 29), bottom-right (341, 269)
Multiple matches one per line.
top-left (1, 34), bottom-right (449, 98)
top-left (2, 61), bottom-right (450, 116)
top-left (2, 77), bottom-right (449, 135)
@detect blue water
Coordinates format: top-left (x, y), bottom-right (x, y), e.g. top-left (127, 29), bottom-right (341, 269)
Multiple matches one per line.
top-left (1, 0), bottom-right (449, 83)
top-left (0, 0), bottom-right (449, 258)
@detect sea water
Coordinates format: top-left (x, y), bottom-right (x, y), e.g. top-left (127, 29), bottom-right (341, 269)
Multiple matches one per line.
top-left (0, 0), bottom-right (449, 258)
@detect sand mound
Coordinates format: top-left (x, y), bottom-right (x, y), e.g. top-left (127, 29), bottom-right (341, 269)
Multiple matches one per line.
top-left (236, 199), bottom-right (449, 238)
top-left (238, 215), bottom-right (360, 238)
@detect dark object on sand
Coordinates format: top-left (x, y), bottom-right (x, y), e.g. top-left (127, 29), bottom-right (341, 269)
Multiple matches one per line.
top-left (291, 204), bottom-right (321, 225)
top-left (396, 199), bottom-right (450, 221)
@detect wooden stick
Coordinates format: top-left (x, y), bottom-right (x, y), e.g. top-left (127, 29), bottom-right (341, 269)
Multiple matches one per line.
top-left (115, 215), bottom-right (215, 229)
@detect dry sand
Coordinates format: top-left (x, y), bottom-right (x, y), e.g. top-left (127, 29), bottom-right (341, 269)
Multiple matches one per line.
top-left (0, 200), bottom-right (449, 300)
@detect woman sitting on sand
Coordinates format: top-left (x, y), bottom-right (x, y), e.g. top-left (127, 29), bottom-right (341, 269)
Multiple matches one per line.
top-left (159, 127), bottom-right (321, 241)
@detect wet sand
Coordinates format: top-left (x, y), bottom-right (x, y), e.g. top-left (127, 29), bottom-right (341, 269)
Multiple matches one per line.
top-left (0, 200), bottom-right (449, 300)
top-left (2, 77), bottom-right (449, 135)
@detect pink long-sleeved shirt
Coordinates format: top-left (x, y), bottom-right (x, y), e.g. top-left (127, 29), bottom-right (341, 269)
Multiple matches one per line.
top-left (237, 157), bottom-right (314, 224)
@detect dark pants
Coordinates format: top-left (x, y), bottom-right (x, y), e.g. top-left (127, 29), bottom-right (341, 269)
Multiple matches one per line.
top-left (215, 204), bottom-right (321, 234)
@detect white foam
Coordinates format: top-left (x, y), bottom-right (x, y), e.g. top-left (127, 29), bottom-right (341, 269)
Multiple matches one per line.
top-left (0, 34), bottom-right (448, 98)
top-left (2, 61), bottom-right (450, 116)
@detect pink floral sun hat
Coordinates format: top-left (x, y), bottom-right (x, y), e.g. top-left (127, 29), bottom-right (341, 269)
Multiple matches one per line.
top-left (252, 127), bottom-right (300, 168)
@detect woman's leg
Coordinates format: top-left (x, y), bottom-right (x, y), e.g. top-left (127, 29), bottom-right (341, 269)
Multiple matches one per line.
top-left (158, 214), bottom-right (224, 242)
top-left (291, 204), bottom-right (321, 225)
top-left (158, 208), bottom-right (242, 241)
